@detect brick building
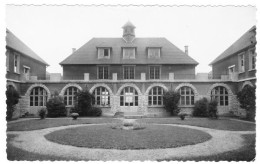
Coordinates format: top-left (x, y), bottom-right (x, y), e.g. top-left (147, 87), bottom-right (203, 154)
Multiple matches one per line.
top-left (6, 22), bottom-right (256, 117)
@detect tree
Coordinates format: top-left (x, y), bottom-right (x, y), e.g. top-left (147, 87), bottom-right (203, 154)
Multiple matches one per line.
top-left (46, 90), bottom-right (66, 117)
top-left (237, 85), bottom-right (256, 121)
top-left (74, 88), bottom-right (95, 116)
top-left (6, 86), bottom-right (20, 120)
top-left (193, 97), bottom-right (209, 117)
top-left (163, 91), bottom-right (180, 116)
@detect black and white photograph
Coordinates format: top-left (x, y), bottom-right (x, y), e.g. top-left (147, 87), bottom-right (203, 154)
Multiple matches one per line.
top-left (3, 0), bottom-right (258, 162)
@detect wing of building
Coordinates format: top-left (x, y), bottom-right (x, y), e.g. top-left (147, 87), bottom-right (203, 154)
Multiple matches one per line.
top-left (6, 29), bottom-right (49, 82)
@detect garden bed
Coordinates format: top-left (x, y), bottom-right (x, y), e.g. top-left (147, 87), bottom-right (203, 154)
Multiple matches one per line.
top-left (45, 124), bottom-right (211, 149)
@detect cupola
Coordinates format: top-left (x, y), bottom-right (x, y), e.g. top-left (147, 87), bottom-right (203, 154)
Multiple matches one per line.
top-left (122, 21), bottom-right (135, 42)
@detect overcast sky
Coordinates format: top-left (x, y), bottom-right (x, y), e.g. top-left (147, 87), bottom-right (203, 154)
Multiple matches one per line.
top-left (6, 5), bottom-right (256, 74)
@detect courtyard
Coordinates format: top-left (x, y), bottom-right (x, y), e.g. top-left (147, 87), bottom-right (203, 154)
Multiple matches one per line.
top-left (7, 117), bottom-right (255, 161)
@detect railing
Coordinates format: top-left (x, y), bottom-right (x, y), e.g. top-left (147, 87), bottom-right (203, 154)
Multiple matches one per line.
top-left (22, 73), bottom-right (238, 82)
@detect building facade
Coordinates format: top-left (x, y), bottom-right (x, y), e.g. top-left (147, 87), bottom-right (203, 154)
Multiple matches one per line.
top-left (7, 23), bottom-right (255, 117)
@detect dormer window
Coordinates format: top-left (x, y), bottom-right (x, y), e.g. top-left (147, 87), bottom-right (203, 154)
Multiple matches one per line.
top-left (98, 48), bottom-right (111, 59)
top-left (123, 48), bottom-right (135, 59)
top-left (148, 48), bottom-right (160, 58)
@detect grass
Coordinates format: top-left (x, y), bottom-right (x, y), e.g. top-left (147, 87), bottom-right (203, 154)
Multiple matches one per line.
top-left (160, 134), bottom-right (256, 161)
top-left (7, 118), bottom-right (121, 131)
top-left (137, 117), bottom-right (255, 131)
top-left (6, 134), bottom-right (87, 161)
top-left (45, 124), bottom-right (211, 150)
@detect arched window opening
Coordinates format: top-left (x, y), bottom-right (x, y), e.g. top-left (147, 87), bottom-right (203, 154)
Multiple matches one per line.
top-left (64, 87), bottom-right (79, 106)
top-left (211, 86), bottom-right (229, 106)
top-left (30, 87), bottom-right (48, 106)
top-left (148, 86), bottom-right (164, 106)
top-left (120, 87), bottom-right (138, 106)
top-left (93, 87), bottom-right (110, 106)
top-left (178, 86), bottom-right (195, 106)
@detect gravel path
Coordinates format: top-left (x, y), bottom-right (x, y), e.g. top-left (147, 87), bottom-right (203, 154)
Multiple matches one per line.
top-left (7, 124), bottom-right (255, 161)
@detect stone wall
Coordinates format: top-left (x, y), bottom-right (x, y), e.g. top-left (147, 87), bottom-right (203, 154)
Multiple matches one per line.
top-left (14, 81), bottom-right (240, 117)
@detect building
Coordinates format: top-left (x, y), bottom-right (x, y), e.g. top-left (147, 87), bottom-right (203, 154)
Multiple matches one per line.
top-left (6, 29), bottom-right (49, 118)
top-left (7, 22), bottom-right (254, 117)
top-left (210, 26), bottom-right (256, 91)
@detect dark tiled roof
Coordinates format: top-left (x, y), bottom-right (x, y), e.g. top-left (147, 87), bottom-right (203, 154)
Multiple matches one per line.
top-left (6, 29), bottom-right (49, 66)
top-left (210, 26), bottom-right (256, 65)
top-left (60, 37), bottom-right (198, 65)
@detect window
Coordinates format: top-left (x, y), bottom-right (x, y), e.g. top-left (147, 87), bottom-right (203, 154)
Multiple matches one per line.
top-left (93, 87), bottom-right (110, 106)
top-left (123, 48), bottom-right (135, 59)
top-left (64, 87), bottom-right (79, 106)
top-left (30, 87), bottom-right (48, 106)
top-left (120, 87), bottom-right (138, 106)
top-left (150, 66), bottom-right (161, 79)
top-left (14, 54), bottom-right (20, 73)
top-left (148, 48), bottom-right (160, 58)
top-left (211, 86), bottom-right (229, 106)
top-left (228, 65), bottom-right (235, 75)
top-left (238, 53), bottom-right (245, 72)
top-left (178, 86), bottom-right (195, 106)
top-left (98, 66), bottom-right (109, 79)
top-left (98, 48), bottom-right (110, 59)
top-left (123, 66), bottom-right (135, 79)
top-left (249, 49), bottom-right (256, 70)
top-left (148, 87), bottom-right (164, 106)
top-left (23, 66), bottom-right (30, 80)
top-left (6, 51), bottom-right (9, 71)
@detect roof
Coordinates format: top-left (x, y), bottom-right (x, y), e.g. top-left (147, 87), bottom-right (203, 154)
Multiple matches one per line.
top-left (210, 26), bottom-right (256, 65)
top-left (60, 37), bottom-right (199, 65)
top-left (122, 21), bottom-right (136, 28)
top-left (6, 29), bottom-right (49, 66)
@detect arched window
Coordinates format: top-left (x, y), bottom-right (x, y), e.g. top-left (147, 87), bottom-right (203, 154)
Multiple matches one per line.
top-left (30, 87), bottom-right (48, 106)
top-left (178, 86), bottom-right (195, 106)
top-left (148, 86), bottom-right (164, 106)
top-left (120, 87), bottom-right (138, 106)
top-left (93, 87), bottom-right (110, 106)
top-left (64, 87), bottom-right (79, 106)
top-left (211, 86), bottom-right (229, 106)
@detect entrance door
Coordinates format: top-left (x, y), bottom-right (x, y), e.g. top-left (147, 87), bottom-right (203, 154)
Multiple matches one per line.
top-left (120, 86), bottom-right (138, 112)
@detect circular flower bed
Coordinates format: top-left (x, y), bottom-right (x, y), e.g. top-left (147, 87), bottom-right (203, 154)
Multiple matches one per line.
top-left (45, 125), bottom-right (211, 150)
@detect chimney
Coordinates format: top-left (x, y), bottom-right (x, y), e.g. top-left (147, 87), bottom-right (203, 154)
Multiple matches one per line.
top-left (184, 45), bottom-right (188, 55)
top-left (72, 48), bottom-right (76, 53)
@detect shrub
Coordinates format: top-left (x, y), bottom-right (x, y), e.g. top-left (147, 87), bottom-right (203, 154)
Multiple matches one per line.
top-left (6, 86), bottom-right (20, 121)
top-left (193, 97), bottom-right (209, 117)
top-left (74, 88), bottom-right (95, 116)
top-left (114, 112), bottom-right (124, 118)
top-left (237, 85), bottom-right (256, 121)
top-left (163, 91), bottom-right (180, 116)
top-left (208, 100), bottom-right (218, 119)
top-left (178, 113), bottom-right (187, 120)
top-left (87, 107), bottom-right (102, 117)
top-left (38, 107), bottom-right (47, 119)
top-left (46, 91), bottom-right (66, 117)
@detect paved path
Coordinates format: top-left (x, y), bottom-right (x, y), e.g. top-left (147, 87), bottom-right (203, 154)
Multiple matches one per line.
top-left (8, 124), bottom-right (255, 161)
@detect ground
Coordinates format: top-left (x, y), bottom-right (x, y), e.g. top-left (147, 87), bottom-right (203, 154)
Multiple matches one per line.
top-left (6, 117), bottom-right (255, 161)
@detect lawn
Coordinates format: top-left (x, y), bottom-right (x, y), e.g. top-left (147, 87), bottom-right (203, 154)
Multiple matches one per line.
top-left (160, 134), bottom-right (256, 161)
top-left (137, 117), bottom-right (255, 131)
top-left (45, 124), bottom-right (211, 149)
top-left (7, 118), bottom-right (121, 131)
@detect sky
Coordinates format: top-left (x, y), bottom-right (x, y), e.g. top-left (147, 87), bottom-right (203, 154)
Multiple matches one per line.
top-left (6, 5), bottom-right (256, 74)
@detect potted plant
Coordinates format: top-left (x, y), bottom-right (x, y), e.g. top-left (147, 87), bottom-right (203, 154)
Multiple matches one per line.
top-left (179, 113), bottom-right (187, 120)
top-left (38, 107), bottom-right (47, 119)
top-left (71, 113), bottom-right (79, 120)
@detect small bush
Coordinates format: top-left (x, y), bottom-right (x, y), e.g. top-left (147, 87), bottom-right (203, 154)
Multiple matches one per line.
top-left (237, 85), bottom-right (256, 121)
top-left (6, 86), bottom-right (20, 121)
top-left (193, 98), bottom-right (209, 117)
top-left (38, 107), bottom-right (47, 119)
top-left (178, 113), bottom-right (187, 120)
top-left (208, 100), bottom-right (218, 119)
top-left (163, 91), bottom-right (180, 116)
top-left (46, 91), bottom-right (66, 117)
top-left (87, 107), bottom-right (102, 117)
